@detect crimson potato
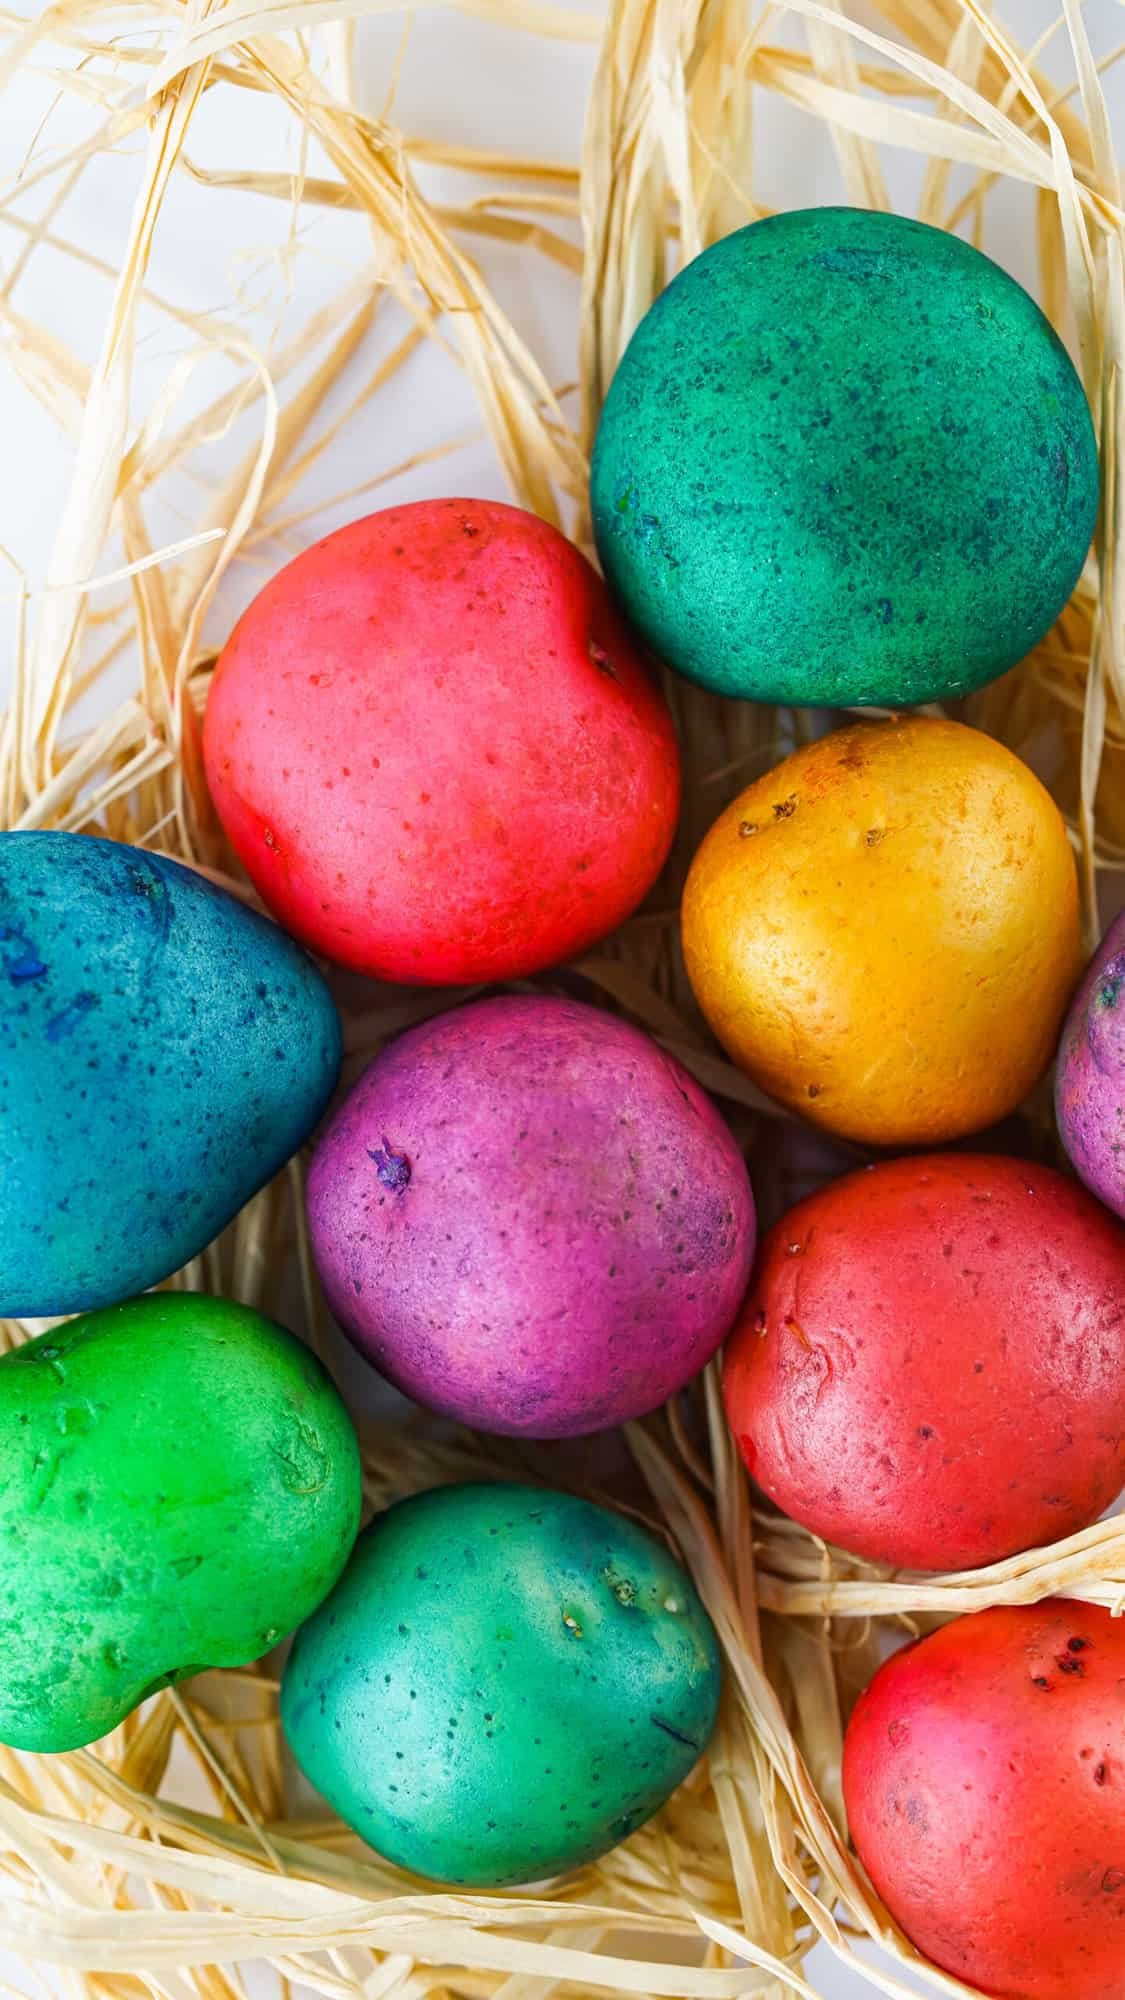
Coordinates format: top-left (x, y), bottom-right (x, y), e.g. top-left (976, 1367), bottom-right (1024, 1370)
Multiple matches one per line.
top-left (203, 498), bottom-right (680, 984)
top-left (723, 1154), bottom-right (1125, 1571)
top-left (843, 1600), bottom-right (1125, 2000)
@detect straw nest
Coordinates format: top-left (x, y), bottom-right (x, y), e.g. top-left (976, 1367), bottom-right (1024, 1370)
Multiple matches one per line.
top-left (1, 3), bottom-right (1123, 1996)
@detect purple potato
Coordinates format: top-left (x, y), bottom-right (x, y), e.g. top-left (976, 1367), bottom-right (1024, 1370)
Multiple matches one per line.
top-left (307, 995), bottom-right (755, 1437)
top-left (1056, 909), bottom-right (1125, 1216)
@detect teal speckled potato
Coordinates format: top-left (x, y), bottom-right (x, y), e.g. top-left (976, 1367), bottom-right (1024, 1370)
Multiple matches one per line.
top-left (281, 1483), bottom-right (721, 1885)
top-left (0, 1294), bottom-right (361, 1752)
top-left (591, 208), bottom-right (1099, 708)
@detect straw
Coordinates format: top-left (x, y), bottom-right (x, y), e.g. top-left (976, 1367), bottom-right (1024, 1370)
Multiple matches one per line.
top-left (1, 4), bottom-right (1123, 1996)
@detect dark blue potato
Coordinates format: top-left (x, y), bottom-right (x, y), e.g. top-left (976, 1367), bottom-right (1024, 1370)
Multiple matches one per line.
top-left (0, 832), bottom-right (341, 1316)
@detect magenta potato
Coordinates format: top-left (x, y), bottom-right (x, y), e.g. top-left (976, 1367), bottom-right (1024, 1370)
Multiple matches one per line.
top-left (1056, 909), bottom-right (1125, 1218)
top-left (306, 996), bottom-right (755, 1436)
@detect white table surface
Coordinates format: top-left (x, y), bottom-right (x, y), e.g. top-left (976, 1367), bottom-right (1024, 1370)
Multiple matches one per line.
top-left (0, 5), bottom-right (1121, 1997)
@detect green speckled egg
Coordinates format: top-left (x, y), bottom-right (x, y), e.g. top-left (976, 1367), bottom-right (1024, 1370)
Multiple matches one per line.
top-left (281, 1482), bottom-right (721, 1885)
top-left (0, 1294), bottom-right (361, 1753)
top-left (591, 208), bottom-right (1099, 708)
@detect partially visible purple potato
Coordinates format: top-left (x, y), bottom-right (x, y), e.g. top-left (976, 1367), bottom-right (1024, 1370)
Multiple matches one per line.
top-left (1056, 910), bottom-right (1125, 1216)
top-left (307, 995), bottom-right (755, 1437)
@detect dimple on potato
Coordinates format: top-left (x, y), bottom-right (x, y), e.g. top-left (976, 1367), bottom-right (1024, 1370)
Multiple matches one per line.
top-left (0, 1294), bottom-right (361, 1752)
top-left (281, 1482), bottom-right (721, 1885)
top-left (203, 498), bottom-right (680, 985)
top-left (682, 716), bottom-right (1081, 1146)
top-left (306, 994), bottom-right (755, 1437)
top-left (844, 1601), bottom-right (1125, 2000)
top-left (723, 1154), bottom-right (1125, 1571)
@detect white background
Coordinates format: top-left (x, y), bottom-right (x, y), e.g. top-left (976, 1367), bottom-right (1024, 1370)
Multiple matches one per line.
top-left (0, 4), bottom-right (1122, 1997)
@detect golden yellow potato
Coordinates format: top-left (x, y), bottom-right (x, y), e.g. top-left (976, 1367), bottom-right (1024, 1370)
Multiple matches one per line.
top-left (681, 717), bottom-right (1081, 1146)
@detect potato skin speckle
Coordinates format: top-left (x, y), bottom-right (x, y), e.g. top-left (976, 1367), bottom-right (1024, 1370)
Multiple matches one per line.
top-left (724, 1153), bottom-right (1125, 1571)
top-left (307, 994), bottom-right (755, 1438)
top-left (0, 1295), bottom-right (361, 1752)
top-left (281, 1482), bottom-right (721, 1886)
top-left (592, 208), bottom-right (1098, 708)
top-left (844, 1602), bottom-right (1125, 2000)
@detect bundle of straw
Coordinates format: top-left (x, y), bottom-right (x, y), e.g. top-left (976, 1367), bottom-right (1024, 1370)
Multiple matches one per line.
top-left (0, 3), bottom-right (1122, 1997)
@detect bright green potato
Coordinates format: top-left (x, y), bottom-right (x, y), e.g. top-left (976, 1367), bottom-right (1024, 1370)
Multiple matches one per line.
top-left (0, 1294), bottom-right (361, 1752)
top-left (281, 1482), bottom-right (721, 1885)
top-left (591, 208), bottom-right (1099, 708)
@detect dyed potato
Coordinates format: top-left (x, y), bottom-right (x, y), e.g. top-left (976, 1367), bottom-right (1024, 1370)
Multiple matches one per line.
top-left (724, 1155), bottom-right (1125, 1571)
top-left (844, 1601), bottom-right (1125, 2000)
top-left (1056, 910), bottom-right (1125, 1218)
top-left (0, 1294), bottom-right (361, 1752)
top-left (282, 1482), bottom-right (721, 1885)
top-left (682, 718), bottom-right (1081, 1146)
top-left (203, 498), bottom-right (680, 985)
top-left (307, 995), bottom-right (755, 1437)
top-left (592, 208), bottom-right (1097, 708)
top-left (0, 831), bottom-right (340, 1318)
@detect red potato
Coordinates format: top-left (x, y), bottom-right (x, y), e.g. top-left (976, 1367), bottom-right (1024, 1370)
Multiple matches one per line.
top-left (202, 498), bottom-right (680, 984)
top-left (723, 1154), bottom-right (1125, 1571)
top-left (843, 1600), bottom-right (1125, 2000)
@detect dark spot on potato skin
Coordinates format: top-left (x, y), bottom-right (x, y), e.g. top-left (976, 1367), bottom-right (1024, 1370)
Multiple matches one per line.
top-left (368, 1139), bottom-right (411, 1193)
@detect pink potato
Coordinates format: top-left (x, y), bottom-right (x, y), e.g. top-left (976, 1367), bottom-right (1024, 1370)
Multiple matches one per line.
top-left (202, 499), bottom-right (680, 985)
top-left (1056, 909), bottom-right (1125, 1218)
top-left (306, 995), bottom-right (755, 1437)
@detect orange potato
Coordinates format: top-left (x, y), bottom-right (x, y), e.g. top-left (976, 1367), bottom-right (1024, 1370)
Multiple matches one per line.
top-left (681, 717), bottom-right (1080, 1146)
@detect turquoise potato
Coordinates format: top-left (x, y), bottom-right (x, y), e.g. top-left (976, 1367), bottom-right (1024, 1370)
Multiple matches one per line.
top-left (281, 1482), bottom-right (722, 1885)
top-left (0, 831), bottom-right (341, 1317)
top-left (0, 1293), bottom-right (361, 1752)
top-left (591, 208), bottom-right (1099, 708)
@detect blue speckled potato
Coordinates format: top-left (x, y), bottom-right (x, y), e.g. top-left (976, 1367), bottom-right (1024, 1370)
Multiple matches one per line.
top-left (281, 1482), bottom-right (722, 1886)
top-left (0, 831), bottom-right (341, 1316)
